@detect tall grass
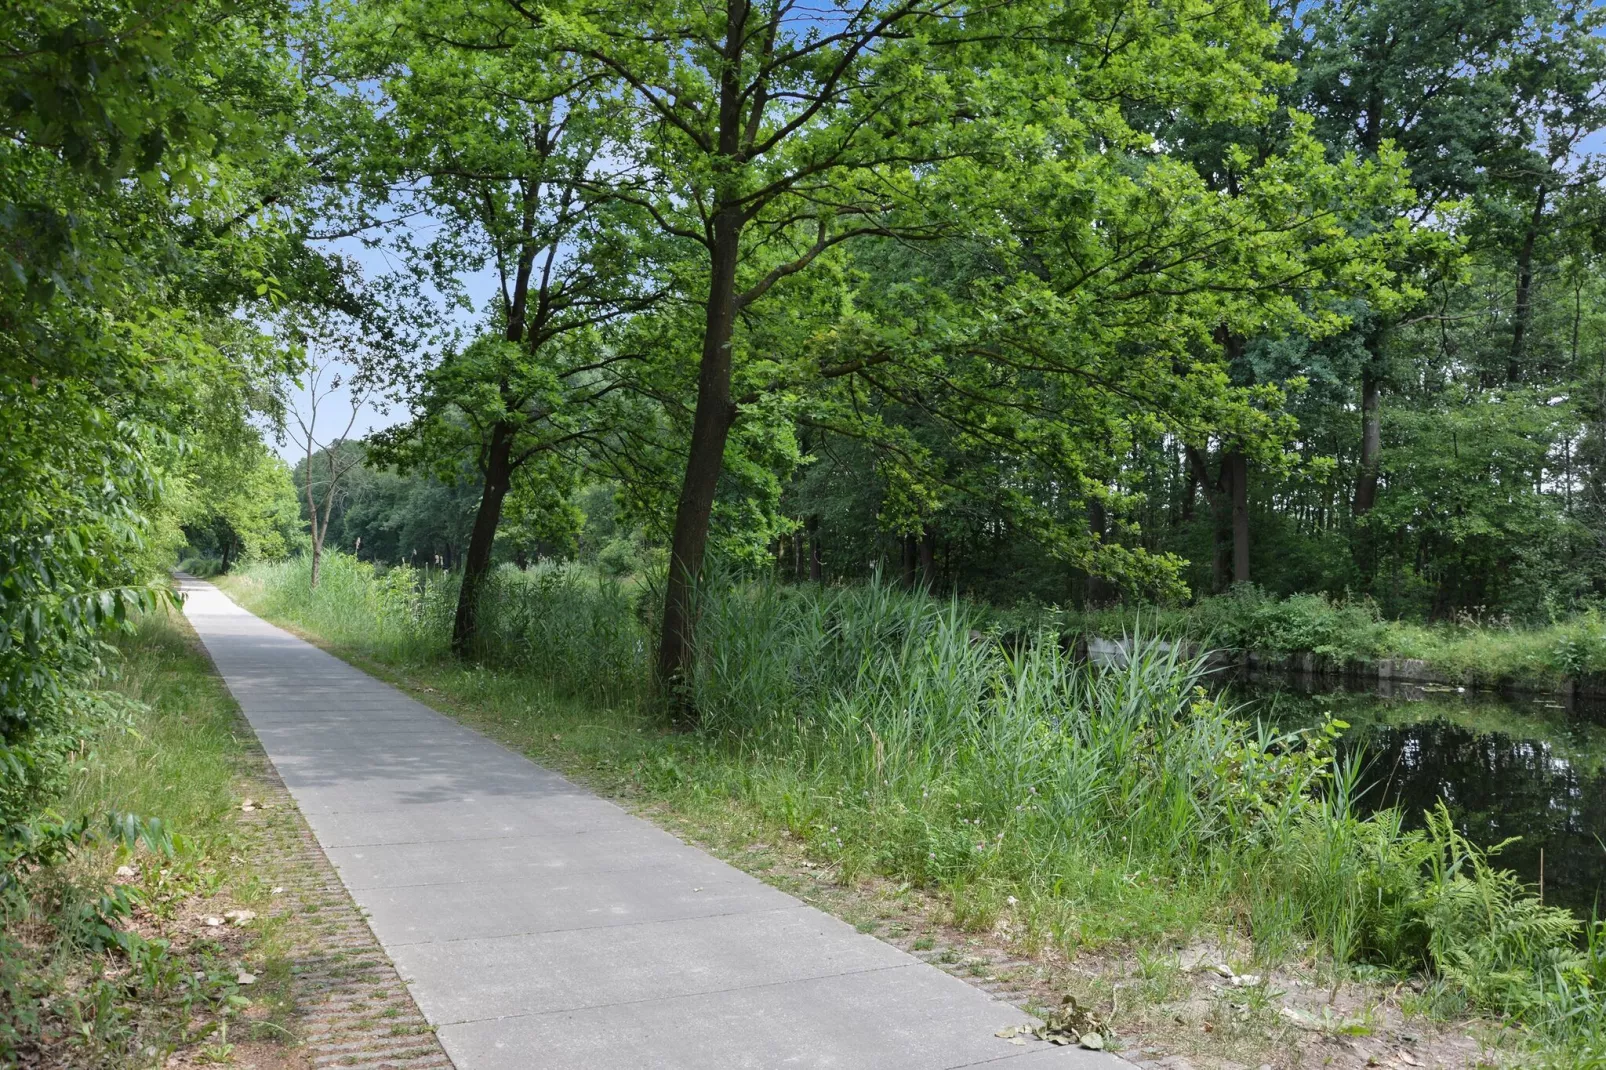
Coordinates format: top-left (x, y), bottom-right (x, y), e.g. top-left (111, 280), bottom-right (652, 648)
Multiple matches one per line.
top-left (59, 611), bottom-right (246, 853)
top-left (234, 554), bottom-right (643, 704)
top-left (473, 564), bottom-right (646, 706)
top-left (237, 552), bottom-right (457, 662)
top-left (690, 582), bottom-right (1603, 1049)
top-left (689, 582), bottom-right (1327, 887)
top-left (229, 553), bottom-right (1605, 1053)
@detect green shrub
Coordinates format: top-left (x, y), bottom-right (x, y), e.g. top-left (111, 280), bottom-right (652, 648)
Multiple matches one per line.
top-left (176, 555), bottom-right (224, 579)
top-left (2, 611), bottom-right (267, 1064)
top-left (596, 536), bottom-right (642, 578)
top-left (1065, 589), bottom-right (1606, 689)
top-left (474, 564), bottom-right (645, 706)
top-left (1188, 587), bottom-right (1391, 662)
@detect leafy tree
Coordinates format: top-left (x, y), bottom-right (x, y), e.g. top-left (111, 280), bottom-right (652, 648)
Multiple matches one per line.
top-left (1275, 0), bottom-right (1602, 520)
top-left (1367, 391), bottom-right (1582, 617)
top-left (500, 457), bottom-right (586, 564)
top-left (1, 0), bottom-right (328, 820)
top-left (1485, 1), bottom-right (1606, 382)
top-left (180, 441), bottom-right (304, 570)
top-left (779, 117), bottom-right (1415, 605)
top-left (474, 0), bottom-right (1406, 709)
top-left (312, 455), bottom-right (482, 567)
top-left (455, 0), bottom-right (1023, 698)
top-left (333, 1), bottom-right (656, 652)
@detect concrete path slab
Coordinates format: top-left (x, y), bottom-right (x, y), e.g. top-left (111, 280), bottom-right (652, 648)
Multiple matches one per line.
top-left (179, 577), bottom-right (1125, 1069)
top-left (324, 828), bottom-right (746, 888)
top-left (354, 861), bottom-right (801, 946)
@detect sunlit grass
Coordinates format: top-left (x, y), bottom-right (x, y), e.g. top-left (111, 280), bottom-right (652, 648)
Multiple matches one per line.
top-left (61, 611), bottom-right (246, 854)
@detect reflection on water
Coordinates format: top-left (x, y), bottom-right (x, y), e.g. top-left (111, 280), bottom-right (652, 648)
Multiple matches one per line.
top-left (1235, 677), bottom-right (1606, 921)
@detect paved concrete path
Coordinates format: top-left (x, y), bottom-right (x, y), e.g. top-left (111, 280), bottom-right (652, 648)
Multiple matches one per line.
top-left (180, 578), bottom-right (1123, 1070)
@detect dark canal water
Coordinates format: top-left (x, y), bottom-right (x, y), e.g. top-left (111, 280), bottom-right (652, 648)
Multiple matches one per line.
top-left (1237, 676), bottom-right (1606, 922)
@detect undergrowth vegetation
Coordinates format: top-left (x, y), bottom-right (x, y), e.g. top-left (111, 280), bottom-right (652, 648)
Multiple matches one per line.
top-left (229, 553), bottom-right (1606, 1060)
top-left (1, 610), bottom-right (286, 1066)
top-left (1060, 585), bottom-right (1606, 687)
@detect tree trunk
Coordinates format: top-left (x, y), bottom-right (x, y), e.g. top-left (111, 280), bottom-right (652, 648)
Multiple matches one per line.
top-left (1509, 184), bottom-right (1547, 383)
top-left (918, 527), bottom-right (935, 587)
top-left (1208, 327), bottom-right (1250, 588)
top-left (808, 515), bottom-right (823, 582)
top-left (1084, 498), bottom-right (1113, 606)
top-left (304, 449), bottom-right (324, 589)
top-left (452, 421), bottom-right (516, 656)
top-left (1353, 361), bottom-right (1383, 517)
top-left (900, 533), bottom-right (917, 588)
top-left (1180, 449), bottom-right (1196, 523)
top-left (1565, 436), bottom-right (1572, 513)
top-left (1350, 354), bottom-right (1385, 586)
top-left (1187, 444), bottom-right (1231, 593)
top-left (655, 208), bottom-right (742, 715)
top-left (1226, 449), bottom-right (1250, 585)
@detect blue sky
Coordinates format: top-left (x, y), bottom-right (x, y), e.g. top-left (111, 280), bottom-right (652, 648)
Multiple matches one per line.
top-left (271, 226), bottom-right (499, 462)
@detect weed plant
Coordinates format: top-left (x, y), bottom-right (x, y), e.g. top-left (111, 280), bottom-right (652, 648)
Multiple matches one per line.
top-left (231, 554), bottom-right (1606, 1057)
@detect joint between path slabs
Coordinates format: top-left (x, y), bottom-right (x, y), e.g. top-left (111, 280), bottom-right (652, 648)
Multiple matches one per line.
top-left (368, 904), bottom-right (808, 945)
top-left (434, 962), bottom-right (920, 1028)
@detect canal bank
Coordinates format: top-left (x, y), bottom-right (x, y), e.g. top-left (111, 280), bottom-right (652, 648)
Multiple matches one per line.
top-left (1077, 634), bottom-right (1606, 921)
top-left (1245, 665), bottom-right (1606, 923)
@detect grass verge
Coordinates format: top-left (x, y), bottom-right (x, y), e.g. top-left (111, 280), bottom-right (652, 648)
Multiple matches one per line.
top-left (0, 608), bottom-right (298, 1068)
